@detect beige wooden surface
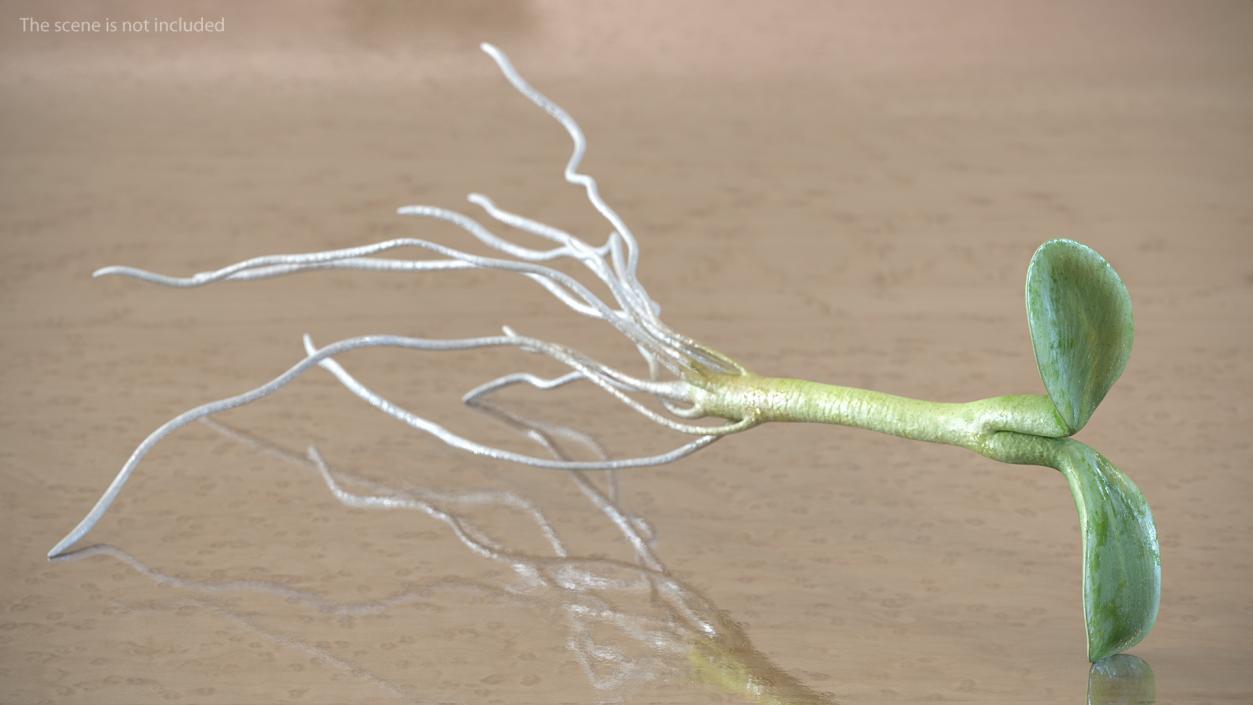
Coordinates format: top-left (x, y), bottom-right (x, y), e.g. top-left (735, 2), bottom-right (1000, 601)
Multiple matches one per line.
top-left (2, 2), bottom-right (1252, 703)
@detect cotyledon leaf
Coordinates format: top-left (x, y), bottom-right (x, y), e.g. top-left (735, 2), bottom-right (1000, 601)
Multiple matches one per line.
top-left (1026, 239), bottom-right (1134, 434)
top-left (1055, 440), bottom-right (1160, 662)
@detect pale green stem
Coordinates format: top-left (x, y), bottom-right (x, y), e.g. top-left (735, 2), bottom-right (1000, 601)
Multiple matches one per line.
top-left (695, 374), bottom-right (1071, 462)
top-left (693, 373), bottom-right (1158, 664)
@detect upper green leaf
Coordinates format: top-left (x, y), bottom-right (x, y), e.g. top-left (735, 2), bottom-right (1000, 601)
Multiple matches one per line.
top-left (1026, 239), bottom-right (1134, 433)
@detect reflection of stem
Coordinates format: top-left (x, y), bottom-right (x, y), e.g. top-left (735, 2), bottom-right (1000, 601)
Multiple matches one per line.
top-left (690, 621), bottom-right (832, 705)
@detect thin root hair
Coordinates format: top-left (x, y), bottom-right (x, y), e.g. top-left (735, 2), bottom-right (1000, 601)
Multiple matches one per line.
top-left (50, 43), bottom-right (756, 560)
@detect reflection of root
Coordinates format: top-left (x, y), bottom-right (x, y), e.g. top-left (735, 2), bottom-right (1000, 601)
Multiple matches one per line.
top-left (202, 418), bottom-right (570, 559)
top-left (61, 412), bottom-right (836, 703)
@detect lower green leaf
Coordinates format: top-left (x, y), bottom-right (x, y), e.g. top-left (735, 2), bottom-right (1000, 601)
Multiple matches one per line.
top-left (1055, 440), bottom-right (1160, 662)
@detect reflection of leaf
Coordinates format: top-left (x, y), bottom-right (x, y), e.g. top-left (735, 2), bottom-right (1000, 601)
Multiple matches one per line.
top-left (1088, 654), bottom-right (1156, 705)
top-left (1056, 441), bottom-right (1160, 662)
top-left (1026, 239), bottom-right (1134, 433)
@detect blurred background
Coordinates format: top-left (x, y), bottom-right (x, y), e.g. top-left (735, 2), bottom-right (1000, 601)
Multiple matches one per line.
top-left (2, 1), bottom-right (1251, 703)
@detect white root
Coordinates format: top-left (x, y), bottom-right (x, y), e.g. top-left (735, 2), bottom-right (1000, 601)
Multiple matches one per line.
top-left (49, 43), bottom-right (754, 560)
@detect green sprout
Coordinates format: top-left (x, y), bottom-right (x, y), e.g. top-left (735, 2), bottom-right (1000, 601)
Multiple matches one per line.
top-left (48, 44), bottom-right (1159, 664)
top-left (695, 237), bottom-right (1158, 661)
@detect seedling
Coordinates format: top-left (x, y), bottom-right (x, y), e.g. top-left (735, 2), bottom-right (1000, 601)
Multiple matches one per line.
top-left (49, 44), bottom-right (1159, 662)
